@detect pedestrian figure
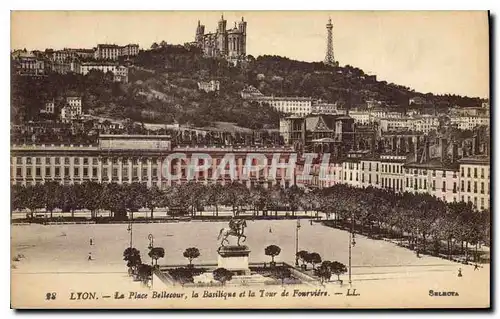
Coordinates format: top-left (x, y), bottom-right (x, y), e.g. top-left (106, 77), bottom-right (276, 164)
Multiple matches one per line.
top-left (90, 238), bottom-right (93, 246)
top-left (458, 268), bottom-right (462, 277)
top-left (88, 252), bottom-right (92, 261)
top-left (474, 264), bottom-right (479, 271)
top-left (269, 227), bottom-right (272, 233)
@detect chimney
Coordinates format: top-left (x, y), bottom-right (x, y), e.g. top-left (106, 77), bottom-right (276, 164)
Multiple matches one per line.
top-left (451, 142), bottom-right (458, 163)
top-left (414, 139), bottom-right (418, 162)
top-left (420, 139), bottom-right (430, 163)
top-left (472, 135), bottom-right (477, 156)
top-left (301, 118), bottom-right (306, 145)
top-left (425, 140), bottom-right (430, 162)
top-left (462, 146), bottom-right (467, 157)
top-left (440, 138), bottom-right (447, 162)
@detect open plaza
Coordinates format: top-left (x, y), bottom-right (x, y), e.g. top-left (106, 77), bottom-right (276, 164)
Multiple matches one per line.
top-left (11, 219), bottom-right (490, 308)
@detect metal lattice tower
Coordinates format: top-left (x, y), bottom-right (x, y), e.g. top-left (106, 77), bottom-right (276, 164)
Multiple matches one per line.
top-left (324, 18), bottom-right (336, 66)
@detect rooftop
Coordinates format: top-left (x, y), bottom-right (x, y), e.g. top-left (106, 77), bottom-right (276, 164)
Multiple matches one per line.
top-left (458, 155), bottom-right (490, 165)
top-left (403, 158), bottom-right (459, 170)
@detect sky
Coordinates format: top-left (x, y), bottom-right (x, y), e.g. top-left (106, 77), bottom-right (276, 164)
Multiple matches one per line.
top-left (11, 11), bottom-right (489, 98)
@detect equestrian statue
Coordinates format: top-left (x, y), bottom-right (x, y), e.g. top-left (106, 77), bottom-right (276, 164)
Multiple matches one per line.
top-left (217, 218), bottom-right (247, 247)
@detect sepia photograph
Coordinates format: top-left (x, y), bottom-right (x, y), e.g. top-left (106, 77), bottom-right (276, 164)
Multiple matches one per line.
top-left (9, 10), bottom-right (491, 309)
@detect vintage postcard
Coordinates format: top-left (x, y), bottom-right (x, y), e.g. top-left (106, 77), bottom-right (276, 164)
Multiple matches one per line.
top-left (10, 11), bottom-right (490, 309)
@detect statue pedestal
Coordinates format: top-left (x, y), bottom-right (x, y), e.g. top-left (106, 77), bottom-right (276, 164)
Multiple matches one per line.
top-left (217, 245), bottom-right (251, 275)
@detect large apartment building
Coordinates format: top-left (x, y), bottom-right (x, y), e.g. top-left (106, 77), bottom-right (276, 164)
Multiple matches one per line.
top-left (301, 148), bottom-right (490, 211)
top-left (94, 44), bottom-right (139, 60)
top-left (10, 135), bottom-right (297, 190)
top-left (80, 62), bottom-right (129, 82)
top-left (450, 115), bottom-right (490, 131)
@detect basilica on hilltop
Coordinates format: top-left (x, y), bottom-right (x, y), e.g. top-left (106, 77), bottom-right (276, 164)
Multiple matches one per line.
top-left (194, 15), bottom-right (247, 62)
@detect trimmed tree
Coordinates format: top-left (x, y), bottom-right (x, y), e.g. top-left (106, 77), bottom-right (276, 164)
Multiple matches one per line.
top-left (81, 181), bottom-right (102, 219)
top-left (296, 250), bottom-right (309, 270)
top-left (213, 267), bottom-right (233, 286)
top-left (308, 252), bottom-right (322, 270)
top-left (146, 185), bottom-right (163, 219)
top-left (316, 262), bottom-right (332, 284)
top-left (148, 247), bottom-right (165, 267)
top-left (183, 247), bottom-right (201, 267)
top-left (275, 267), bottom-right (292, 286)
top-left (25, 184), bottom-right (44, 219)
top-left (123, 247), bottom-right (142, 276)
top-left (265, 245), bottom-right (281, 266)
top-left (330, 261), bottom-right (348, 282)
top-left (137, 263), bottom-right (152, 286)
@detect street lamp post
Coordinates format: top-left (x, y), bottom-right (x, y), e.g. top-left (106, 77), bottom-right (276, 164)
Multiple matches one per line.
top-left (348, 213), bottom-right (356, 286)
top-left (148, 233), bottom-right (154, 288)
top-left (295, 219), bottom-right (301, 267)
top-left (127, 222), bottom-right (133, 248)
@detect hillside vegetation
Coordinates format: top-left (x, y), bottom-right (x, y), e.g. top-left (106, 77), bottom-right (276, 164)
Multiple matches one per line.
top-left (11, 44), bottom-right (486, 129)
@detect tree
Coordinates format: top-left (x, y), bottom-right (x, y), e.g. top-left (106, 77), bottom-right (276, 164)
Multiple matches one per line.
top-left (269, 185), bottom-right (285, 216)
top-left (296, 250), bottom-right (309, 270)
top-left (81, 181), bottom-right (102, 219)
top-left (42, 181), bottom-right (62, 219)
top-left (125, 183), bottom-right (147, 220)
top-left (137, 263), bottom-right (152, 286)
top-left (11, 185), bottom-right (26, 215)
top-left (316, 262), bottom-right (332, 284)
top-left (24, 184), bottom-right (44, 218)
top-left (101, 183), bottom-right (126, 219)
top-left (213, 267), bottom-right (233, 286)
top-left (61, 184), bottom-right (82, 218)
top-left (145, 185), bottom-right (163, 219)
top-left (274, 266), bottom-right (292, 286)
top-left (206, 183), bottom-right (224, 216)
top-left (265, 245), bottom-right (281, 265)
top-left (284, 185), bottom-right (303, 216)
top-left (183, 182), bottom-right (206, 216)
top-left (307, 252), bottom-right (322, 270)
top-left (183, 247), bottom-right (200, 267)
top-left (330, 261), bottom-right (347, 282)
top-left (123, 247), bottom-right (142, 276)
top-left (148, 247), bottom-right (165, 266)
top-left (249, 184), bottom-right (269, 216)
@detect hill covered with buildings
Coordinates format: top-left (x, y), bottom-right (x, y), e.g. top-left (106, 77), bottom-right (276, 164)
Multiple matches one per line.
top-left (11, 43), bottom-right (487, 130)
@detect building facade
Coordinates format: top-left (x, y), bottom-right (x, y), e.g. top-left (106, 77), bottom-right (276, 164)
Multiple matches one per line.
top-left (11, 136), bottom-right (297, 190)
top-left (198, 80), bottom-right (220, 93)
top-left (458, 156), bottom-right (490, 211)
top-left (41, 100), bottom-right (55, 114)
top-left (79, 62), bottom-right (128, 82)
top-left (13, 56), bottom-right (46, 76)
top-left (60, 97), bottom-right (83, 122)
top-left (450, 115), bottom-right (490, 131)
top-left (252, 96), bottom-right (313, 116)
top-left (94, 44), bottom-right (139, 60)
top-left (311, 102), bottom-right (344, 115)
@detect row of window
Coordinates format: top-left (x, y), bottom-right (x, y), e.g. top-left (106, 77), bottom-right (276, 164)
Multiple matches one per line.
top-left (461, 167), bottom-right (488, 179)
top-left (460, 180), bottom-right (489, 194)
top-left (14, 167), bottom-right (289, 180)
top-left (13, 157), bottom-right (162, 166)
top-left (15, 167), bottom-right (159, 179)
top-left (14, 157), bottom-right (294, 167)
